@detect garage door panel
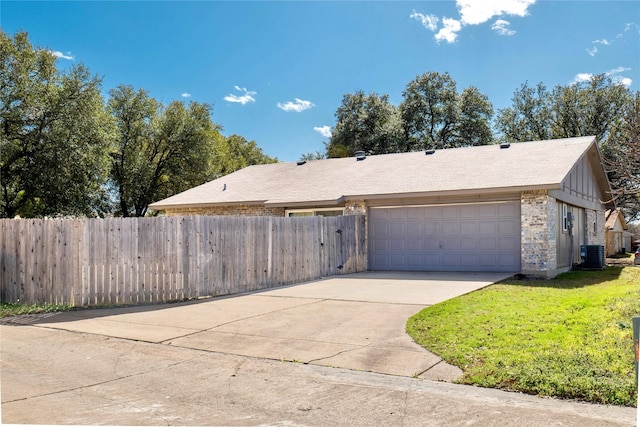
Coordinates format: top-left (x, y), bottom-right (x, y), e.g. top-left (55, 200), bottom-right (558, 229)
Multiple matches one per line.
top-left (460, 238), bottom-right (477, 250)
top-left (498, 220), bottom-right (519, 234)
top-left (498, 203), bottom-right (519, 217)
top-left (442, 222), bottom-right (459, 234)
top-left (499, 254), bottom-right (519, 267)
top-left (441, 238), bottom-right (459, 250)
top-left (478, 221), bottom-right (497, 234)
top-left (479, 254), bottom-right (497, 267)
top-left (479, 237), bottom-right (497, 250)
top-left (371, 239), bottom-right (389, 251)
top-left (389, 223), bottom-right (404, 235)
top-left (423, 222), bottom-right (439, 234)
top-left (370, 202), bottom-right (521, 272)
top-left (405, 224), bottom-right (421, 236)
top-left (389, 239), bottom-right (405, 251)
top-left (459, 205), bottom-right (478, 218)
top-left (442, 206), bottom-right (459, 218)
top-left (499, 237), bottom-right (519, 251)
top-left (406, 239), bottom-right (422, 251)
top-left (460, 221), bottom-right (477, 234)
top-left (406, 207), bottom-right (424, 220)
top-left (423, 239), bottom-right (439, 250)
top-left (478, 204), bottom-right (498, 216)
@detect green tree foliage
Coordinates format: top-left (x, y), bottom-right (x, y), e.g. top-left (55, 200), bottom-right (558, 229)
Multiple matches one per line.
top-left (299, 150), bottom-right (327, 162)
top-left (495, 82), bottom-right (553, 142)
top-left (496, 75), bottom-right (637, 217)
top-left (214, 134), bottom-right (278, 176)
top-left (496, 75), bottom-right (630, 144)
top-left (400, 72), bottom-right (493, 150)
top-left (0, 31), bottom-right (113, 218)
top-left (327, 90), bottom-right (403, 157)
top-left (108, 85), bottom-right (230, 217)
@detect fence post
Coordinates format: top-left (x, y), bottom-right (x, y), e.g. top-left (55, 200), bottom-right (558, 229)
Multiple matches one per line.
top-left (634, 316), bottom-right (639, 427)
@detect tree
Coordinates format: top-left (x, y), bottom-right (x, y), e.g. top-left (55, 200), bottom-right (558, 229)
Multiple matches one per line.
top-left (399, 72), bottom-right (493, 150)
top-left (495, 82), bottom-right (553, 142)
top-left (496, 75), bottom-right (630, 143)
top-left (326, 91), bottom-right (403, 158)
top-left (299, 150), bottom-right (327, 162)
top-left (601, 91), bottom-right (640, 220)
top-left (496, 75), bottom-right (637, 217)
top-left (212, 134), bottom-right (278, 177)
top-left (108, 85), bottom-right (225, 217)
top-left (0, 31), bottom-right (113, 218)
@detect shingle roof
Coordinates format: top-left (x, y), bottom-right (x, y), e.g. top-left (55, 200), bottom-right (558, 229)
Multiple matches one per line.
top-left (149, 136), bottom-right (600, 210)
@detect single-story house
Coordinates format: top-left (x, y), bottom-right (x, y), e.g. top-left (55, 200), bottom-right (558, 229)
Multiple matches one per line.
top-left (605, 208), bottom-right (633, 255)
top-left (149, 136), bottom-right (613, 278)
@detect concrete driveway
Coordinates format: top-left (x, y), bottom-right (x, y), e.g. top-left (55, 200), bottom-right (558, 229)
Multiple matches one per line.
top-left (2, 271), bottom-right (636, 426)
top-left (7, 272), bottom-right (507, 380)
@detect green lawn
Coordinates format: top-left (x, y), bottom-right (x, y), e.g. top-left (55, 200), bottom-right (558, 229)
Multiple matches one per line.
top-left (407, 267), bottom-right (640, 406)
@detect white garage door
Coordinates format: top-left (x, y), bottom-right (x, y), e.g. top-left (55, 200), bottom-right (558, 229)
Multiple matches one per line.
top-left (369, 202), bottom-right (521, 272)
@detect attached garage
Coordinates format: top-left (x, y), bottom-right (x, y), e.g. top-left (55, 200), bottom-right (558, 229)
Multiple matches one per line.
top-left (150, 137), bottom-right (612, 278)
top-left (369, 202), bottom-right (521, 272)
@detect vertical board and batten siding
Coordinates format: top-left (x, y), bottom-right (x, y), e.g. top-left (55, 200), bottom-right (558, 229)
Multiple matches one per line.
top-left (0, 215), bottom-right (366, 306)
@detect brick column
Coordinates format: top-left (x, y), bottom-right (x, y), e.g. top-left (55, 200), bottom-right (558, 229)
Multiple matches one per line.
top-left (520, 191), bottom-right (557, 278)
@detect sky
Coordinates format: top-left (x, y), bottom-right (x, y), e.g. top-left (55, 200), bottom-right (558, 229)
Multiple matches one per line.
top-left (2, 0), bottom-right (639, 162)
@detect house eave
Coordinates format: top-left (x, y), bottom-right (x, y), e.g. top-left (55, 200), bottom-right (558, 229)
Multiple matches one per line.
top-left (343, 184), bottom-right (561, 202)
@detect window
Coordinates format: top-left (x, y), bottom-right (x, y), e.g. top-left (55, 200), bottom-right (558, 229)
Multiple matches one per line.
top-left (562, 204), bottom-right (568, 232)
top-left (287, 208), bottom-right (344, 217)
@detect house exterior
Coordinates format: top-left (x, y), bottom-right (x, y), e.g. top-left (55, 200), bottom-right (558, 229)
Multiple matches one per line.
top-left (149, 136), bottom-right (613, 278)
top-left (605, 209), bottom-right (632, 255)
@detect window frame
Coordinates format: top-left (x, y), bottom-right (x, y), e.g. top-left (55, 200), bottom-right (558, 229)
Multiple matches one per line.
top-left (286, 208), bottom-right (345, 217)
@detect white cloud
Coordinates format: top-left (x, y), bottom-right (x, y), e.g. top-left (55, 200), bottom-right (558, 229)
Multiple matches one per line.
top-left (624, 22), bottom-right (640, 33)
top-left (277, 98), bottom-right (315, 112)
top-left (593, 39), bottom-right (610, 46)
top-left (224, 86), bottom-right (256, 105)
top-left (457, 0), bottom-right (536, 26)
top-left (491, 19), bottom-right (516, 36)
top-left (412, 0), bottom-right (534, 44)
top-left (587, 46), bottom-right (598, 56)
top-left (613, 76), bottom-right (633, 87)
top-left (435, 17), bottom-right (462, 43)
top-left (181, 93), bottom-right (191, 98)
top-left (313, 126), bottom-right (332, 138)
top-left (573, 73), bottom-right (594, 84)
top-left (572, 68), bottom-right (632, 87)
top-left (410, 10), bottom-right (439, 31)
top-left (50, 50), bottom-right (74, 60)
top-left (608, 67), bottom-right (632, 87)
top-left (608, 66), bottom-right (631, 74)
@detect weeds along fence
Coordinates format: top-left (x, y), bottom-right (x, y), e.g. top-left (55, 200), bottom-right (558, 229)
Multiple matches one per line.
top-left (0, 215), bottom-right (366, 306)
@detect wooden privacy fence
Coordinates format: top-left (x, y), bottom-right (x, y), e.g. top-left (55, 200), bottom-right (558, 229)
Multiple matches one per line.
top-left (0, 215), bottom-right (366, 306)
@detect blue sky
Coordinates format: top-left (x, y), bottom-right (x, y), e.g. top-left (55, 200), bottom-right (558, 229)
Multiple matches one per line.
top-left (2, 1), bottom-right (639, 162)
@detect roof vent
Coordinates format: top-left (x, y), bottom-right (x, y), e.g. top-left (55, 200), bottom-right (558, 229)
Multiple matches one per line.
top-left (355, 151), bottom-right (366, 161)
top-left (500, 143), bottom-right (511, 149)
top-left (222, 183), bottom-right (226, 191)
top-left (296, 160), bottom-right (306, 166)
top-left (425, 149), bottom-right (436, 155)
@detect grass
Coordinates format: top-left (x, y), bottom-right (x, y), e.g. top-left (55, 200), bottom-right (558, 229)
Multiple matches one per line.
top-left (406, 267), bottom-right (640, 406)
top-left (0, 301), bottom-right (75, 318)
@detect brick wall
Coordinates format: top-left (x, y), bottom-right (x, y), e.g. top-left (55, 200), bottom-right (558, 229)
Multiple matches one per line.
top-left (163, 205), bottom-right (286, 217)
top-left (520, 191), bottom-right (558, 277)
top-left (585, 209), bottom-right (605, 246)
